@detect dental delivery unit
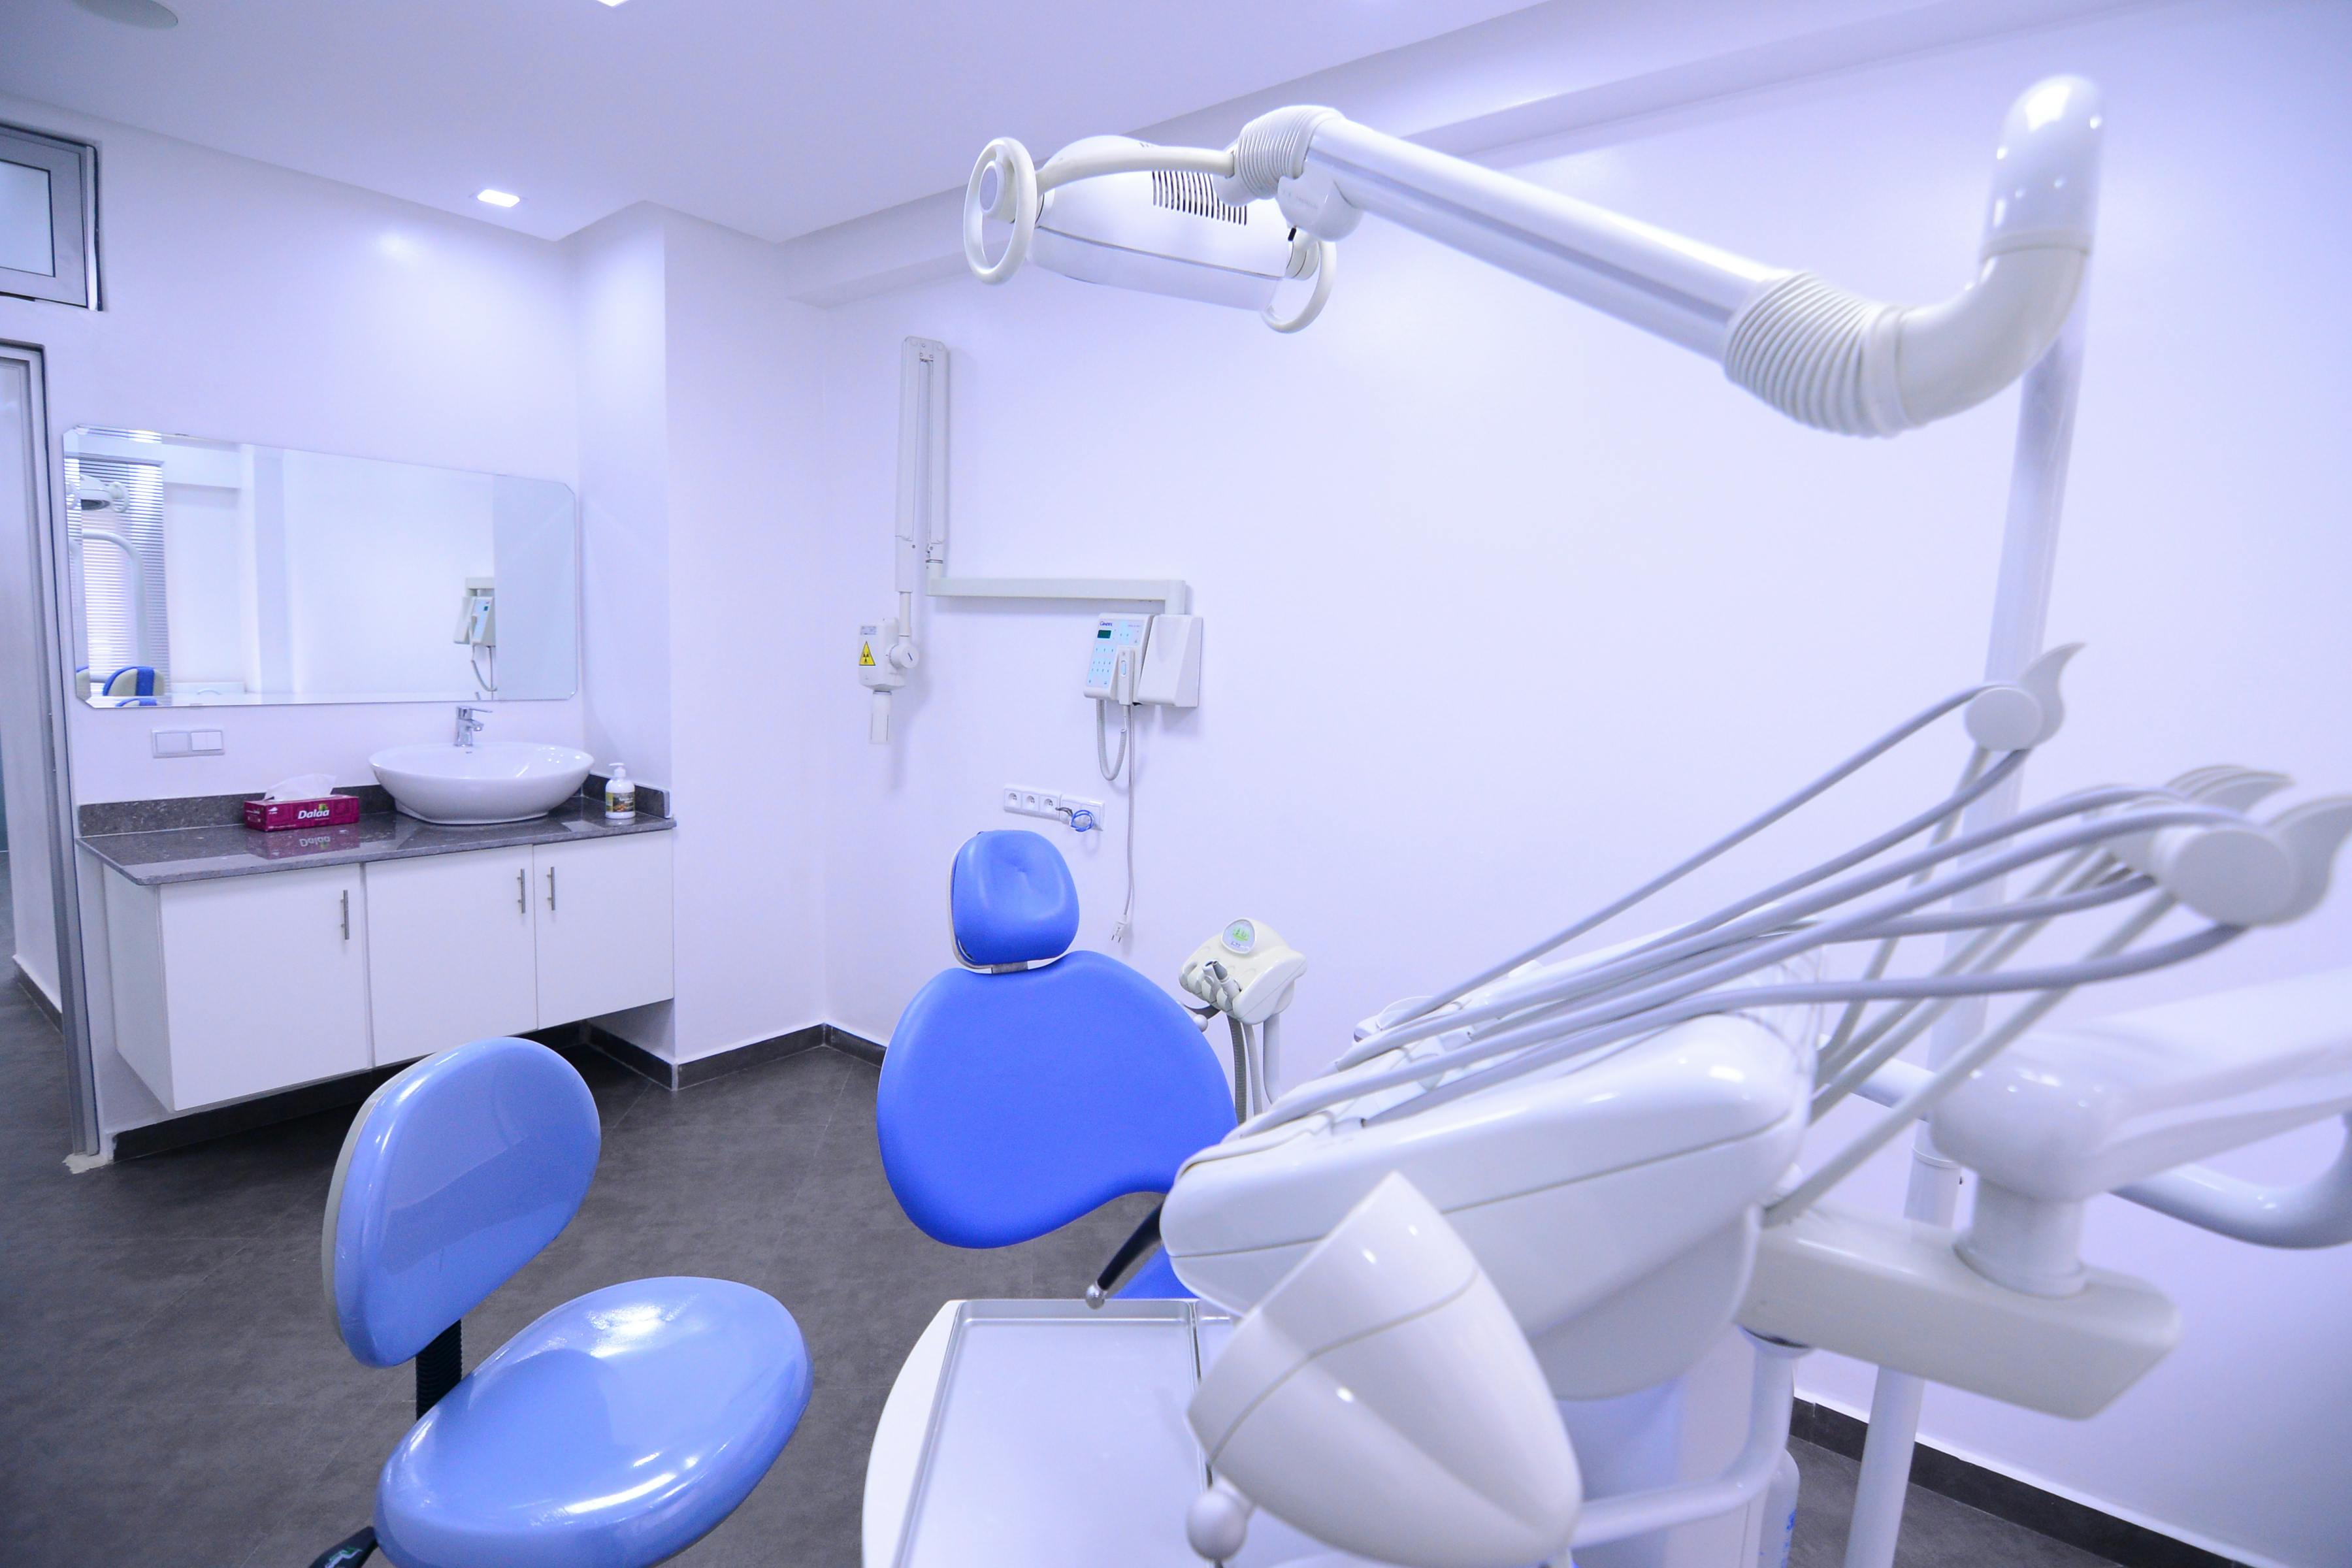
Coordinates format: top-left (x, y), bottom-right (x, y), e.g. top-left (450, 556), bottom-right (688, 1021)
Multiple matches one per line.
top-left (857, 71), bottom-right (2352, 1568)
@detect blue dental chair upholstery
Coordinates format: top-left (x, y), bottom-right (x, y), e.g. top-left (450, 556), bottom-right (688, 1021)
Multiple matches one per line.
top-left (319, 1037), bottom-right (811, 1568)
top-left (877, 831), bottom-right (1235, 1298)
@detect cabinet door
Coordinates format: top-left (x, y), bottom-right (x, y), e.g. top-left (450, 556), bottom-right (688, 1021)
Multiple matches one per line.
top-left (158, 864), bottom-right (371, 1109)
top-left (534, 834), bottom-right (675, 1026)
top-left (365, 847), bottom-right (539, 1066)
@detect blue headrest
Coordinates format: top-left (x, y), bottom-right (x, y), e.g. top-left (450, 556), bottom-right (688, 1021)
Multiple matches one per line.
top-left (322, 1037), bottom-right (599, 1367)
top-left (952, 831), bottom-right (1079, 966)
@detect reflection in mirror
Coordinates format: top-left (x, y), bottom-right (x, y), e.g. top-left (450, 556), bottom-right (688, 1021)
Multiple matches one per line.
top-left (63, 429), bottom-right (578, 708)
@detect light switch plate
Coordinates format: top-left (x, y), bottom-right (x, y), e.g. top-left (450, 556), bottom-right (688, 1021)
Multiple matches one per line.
top-left (189, 730), bottom-right (224, 754)
top-left (151, 730), bottom-right (191, 757)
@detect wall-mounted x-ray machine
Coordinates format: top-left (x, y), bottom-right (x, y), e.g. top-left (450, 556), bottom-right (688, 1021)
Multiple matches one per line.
top-left (858, 337), bottom-right (1201, 745)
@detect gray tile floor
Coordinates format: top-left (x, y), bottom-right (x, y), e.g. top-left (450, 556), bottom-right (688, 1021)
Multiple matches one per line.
top-left (0, 851), bottom-right (2116, 1567)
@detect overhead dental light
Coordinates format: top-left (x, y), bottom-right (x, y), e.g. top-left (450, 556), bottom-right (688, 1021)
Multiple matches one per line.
top-left (977, 135), bottom-right (1336, 331)
top-left (965, 77), bottom-right (2102, 432)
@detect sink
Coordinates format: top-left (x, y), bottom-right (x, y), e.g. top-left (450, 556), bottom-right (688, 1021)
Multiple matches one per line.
top-left (370, 742), bottom-right (595, 826)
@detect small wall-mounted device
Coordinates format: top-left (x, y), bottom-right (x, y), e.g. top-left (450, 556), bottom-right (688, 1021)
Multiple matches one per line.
top-left (453, 578), bottom-right (496, 647)
top-left (1136, 613), bottom-right (1201, 708)
top-left (1083, 613), bottom-right (1202, 707)
top-left (860, 617), bottom-right (918, 744)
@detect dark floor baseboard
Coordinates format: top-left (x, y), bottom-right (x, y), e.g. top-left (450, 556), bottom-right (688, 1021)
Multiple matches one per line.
top-left (106, 1021), bottom-right (883, 1160)
top-left (582, 1022), bottom-right (885, 1090)
top-left (12, 960), bottom-right (62, 1027)
top-left (110, 1028), bottom-right (598, 1161)
top-left (112, 1061), bottom-right (407, 1161)
top-left (1791, 1399), bottom-right (2247, 1568)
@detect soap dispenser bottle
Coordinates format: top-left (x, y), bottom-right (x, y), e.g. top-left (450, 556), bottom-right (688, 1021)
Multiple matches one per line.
top-left (603, 764), bottom-right (637, 823)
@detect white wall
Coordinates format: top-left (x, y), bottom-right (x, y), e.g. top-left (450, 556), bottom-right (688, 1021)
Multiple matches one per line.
top-left (0, 95), bottom-right (587, 804)
top-left (566, 206), bottom-right (834, 1064)
top-left (572, 206), bottom-right (672, 789)
top-left (661, 214), bottom-right (834, 1062)
top-left (812, 3), bottom-right (2352, 1563)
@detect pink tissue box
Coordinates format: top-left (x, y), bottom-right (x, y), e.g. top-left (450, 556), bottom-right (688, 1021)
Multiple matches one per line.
top-left (244, 794), bottom-right (361, 832)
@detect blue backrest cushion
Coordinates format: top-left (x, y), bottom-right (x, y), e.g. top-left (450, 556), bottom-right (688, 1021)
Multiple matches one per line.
top-left (951, 830), bottom-right (1080, 966)
top-left (323, 1037), bottom-right (600, 1367)
top-left (878, 951), bottom-right (1236, 1247)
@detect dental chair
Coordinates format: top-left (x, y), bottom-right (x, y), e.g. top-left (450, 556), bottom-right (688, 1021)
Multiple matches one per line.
top-left (877, 830), bottom-right (1234, 1297)
top-left (312, 1037), bottom-right (811, 1568)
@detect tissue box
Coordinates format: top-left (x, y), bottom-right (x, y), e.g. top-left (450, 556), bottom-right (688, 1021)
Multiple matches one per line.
top-left (243, 794), bottom-right (361, 832)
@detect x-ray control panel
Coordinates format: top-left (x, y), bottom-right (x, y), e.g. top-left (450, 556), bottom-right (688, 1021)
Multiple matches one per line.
top-left (1085, 615), bottom-right (1151, 700)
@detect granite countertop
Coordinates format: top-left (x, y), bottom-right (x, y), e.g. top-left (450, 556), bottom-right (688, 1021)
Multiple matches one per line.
top-left (83, 802), bottom-right (675, 887)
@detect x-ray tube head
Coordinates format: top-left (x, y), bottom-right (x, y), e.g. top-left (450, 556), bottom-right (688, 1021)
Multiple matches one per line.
top-left (974, 135), bottom-right (1335, 331)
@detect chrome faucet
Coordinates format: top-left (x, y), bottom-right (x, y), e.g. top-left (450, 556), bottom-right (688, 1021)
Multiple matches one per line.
top-left (455, 705), bottom-right (487, 749)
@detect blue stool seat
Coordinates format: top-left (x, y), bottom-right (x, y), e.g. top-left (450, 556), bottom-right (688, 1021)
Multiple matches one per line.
top-left (376, 1278), bottom-right (811, 1568)
top-left (318, 1037), bottom-right (811, 1568)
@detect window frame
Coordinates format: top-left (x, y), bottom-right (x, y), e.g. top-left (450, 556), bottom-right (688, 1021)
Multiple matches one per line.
top-left (0, 123), bottom-right (99, 310)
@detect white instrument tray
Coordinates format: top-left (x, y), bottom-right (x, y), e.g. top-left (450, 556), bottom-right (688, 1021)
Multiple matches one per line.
top-left (892, 1298), bottom-right (1219, 1568)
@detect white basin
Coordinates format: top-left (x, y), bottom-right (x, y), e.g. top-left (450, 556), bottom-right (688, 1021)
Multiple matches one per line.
top-left (370, 742), bottom-right (595, 826)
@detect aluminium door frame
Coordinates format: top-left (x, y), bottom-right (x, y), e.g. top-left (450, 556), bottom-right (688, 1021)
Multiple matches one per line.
top-left (3, 338), bottom-right (102, 1156)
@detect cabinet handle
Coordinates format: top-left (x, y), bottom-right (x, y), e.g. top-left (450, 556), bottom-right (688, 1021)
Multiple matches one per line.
top-left (547, 866), bottom-right (557, 912)
top-left (340, 889), bottom-right (351, 941)
top-left (517, 868), bottom-right (527, 913)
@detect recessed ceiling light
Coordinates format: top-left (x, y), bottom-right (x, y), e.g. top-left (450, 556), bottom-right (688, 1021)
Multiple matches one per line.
top-left (72, 0), bottom-right (179, 27)
top-left (476, 189), bottom-right (522, 208)
top-left (595, 0), bottom-right (630, 7)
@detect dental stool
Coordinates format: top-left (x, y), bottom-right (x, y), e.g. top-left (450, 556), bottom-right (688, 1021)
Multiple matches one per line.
top-left (877, 830), bottom-right (1234, 1298)
top-left (312, 1037), bottom-right (812, 1568)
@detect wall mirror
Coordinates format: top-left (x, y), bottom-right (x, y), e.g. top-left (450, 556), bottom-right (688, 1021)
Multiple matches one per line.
top-left (63, 427), bottom-right (578, 708)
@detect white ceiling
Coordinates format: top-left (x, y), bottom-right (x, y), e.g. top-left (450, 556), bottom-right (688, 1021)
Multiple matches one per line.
top-left (0, 0), bottom-right (1547, 243)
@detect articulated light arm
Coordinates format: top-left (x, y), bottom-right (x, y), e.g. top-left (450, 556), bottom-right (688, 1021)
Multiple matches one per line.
top-left (964, 76), bottom-right (2103, 435)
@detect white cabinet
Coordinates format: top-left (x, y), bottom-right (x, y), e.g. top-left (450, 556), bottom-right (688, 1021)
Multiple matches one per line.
top-left (108, 864), bottom-right (372, 1112)
top-left (106, 829), bottom-right (675, 1114)
top-left (534, 834), bottom-right (675, 1028)
top-left (365, 846), bottom-right (539, 1066)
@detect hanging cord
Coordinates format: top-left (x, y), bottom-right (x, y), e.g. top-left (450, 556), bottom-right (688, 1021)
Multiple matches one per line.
top-left (1388, 685), bottom-right (1997, 1030)
top-left (1354, 747), bottom-right (2032, 1071)
top-left (470, 642), bottom-right (497, 696)
top-left (1341, 748), bottom-right (2034, 1071)
top-left (1817, 748), bottom-right (1990, 1065)
top-left (1371, 924), bottom-right (2223, 1134)
top-left (1096, 692), bottom-right (1130, 781)
top-left (1766, 894), bottom-right (2212, 1225)
top-left (1809, 858), bottom-right (2134, 1117)
top-left (1248, 797), bottom-right (2237, 1137)
top-left (1095, 645), bottom-right (1138, 943)
top-left (1111, 702), bottom-right (1139, 944)
top-left (1812, 847), bottom-right (2104, 1086)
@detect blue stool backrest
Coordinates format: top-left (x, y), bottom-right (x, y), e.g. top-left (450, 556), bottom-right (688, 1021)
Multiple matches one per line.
top-left (322, 1037), bottom-right (600, 1367)
top-left (879, 833), bottom-right (1234, 1249)
top-left (951, 830), bottom-right (1080, 966)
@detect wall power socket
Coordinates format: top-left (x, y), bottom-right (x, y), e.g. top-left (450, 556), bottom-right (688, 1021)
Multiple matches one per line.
top-left (1002, 785), bottom-right (1105, 826)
